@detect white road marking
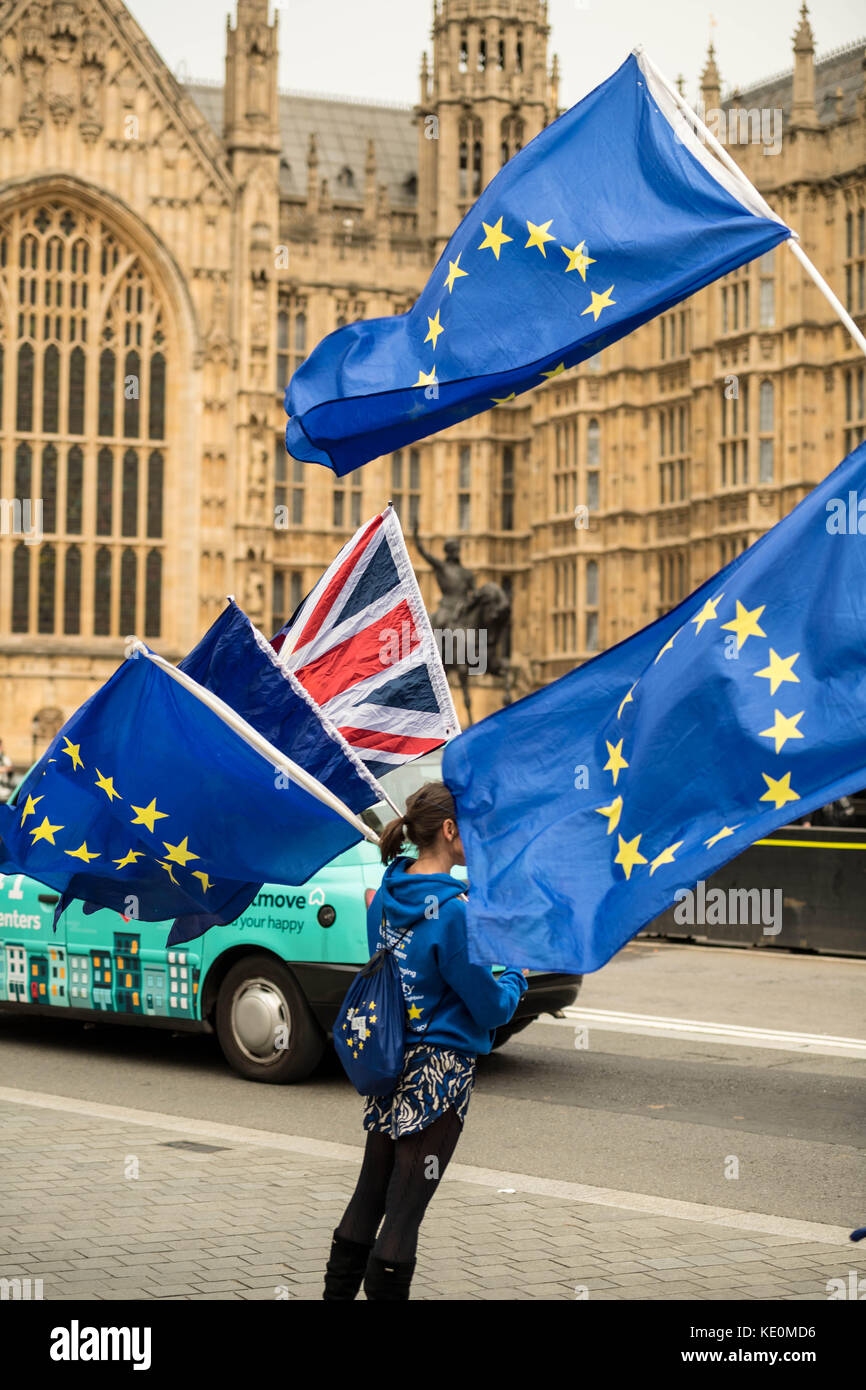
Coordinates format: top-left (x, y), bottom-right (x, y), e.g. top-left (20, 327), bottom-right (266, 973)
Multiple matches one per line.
top-left (0, 1086), bottom-right (852, 1246)
top-left (545, 1007), bottom-right (866, 1057)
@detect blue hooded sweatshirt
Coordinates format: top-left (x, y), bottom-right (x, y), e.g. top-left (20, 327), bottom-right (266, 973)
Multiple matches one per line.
top-left (366, 857), bottom-right (528, 1057)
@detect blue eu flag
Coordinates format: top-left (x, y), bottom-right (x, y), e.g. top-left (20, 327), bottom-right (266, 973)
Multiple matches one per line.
top-left (444, 441), bottom-right (866, 974)
top-left (0, 651), bottom-right (365, 937)
top-left (285, 50), bottom-right (791, 476)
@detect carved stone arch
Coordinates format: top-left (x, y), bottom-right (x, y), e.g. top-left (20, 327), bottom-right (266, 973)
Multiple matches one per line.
top-left (0, 172), bottom-right (202, 366)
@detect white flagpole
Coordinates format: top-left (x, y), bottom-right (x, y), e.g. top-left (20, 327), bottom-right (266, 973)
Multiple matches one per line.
top-left (636, 48), bottom-right (866, 362)
top-left (127, 640), bottom-right (381, 846)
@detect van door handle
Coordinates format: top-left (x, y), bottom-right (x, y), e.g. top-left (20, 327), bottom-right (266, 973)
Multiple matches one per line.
top-left (38, 893), bottom-right (60, 906)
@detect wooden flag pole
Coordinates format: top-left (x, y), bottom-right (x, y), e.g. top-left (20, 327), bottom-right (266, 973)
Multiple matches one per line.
top-left (635, 47), bottom-right (866, 361)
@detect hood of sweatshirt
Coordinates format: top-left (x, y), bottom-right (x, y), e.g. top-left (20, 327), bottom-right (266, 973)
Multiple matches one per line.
top-left (378, 856), bottom-right (466, 934)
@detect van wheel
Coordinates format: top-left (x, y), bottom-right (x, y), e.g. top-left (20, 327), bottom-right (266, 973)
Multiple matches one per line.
top-left (215, 955), bottom-right (324, 1083)
top-left (491, 1017), bottom-right (535, 1050)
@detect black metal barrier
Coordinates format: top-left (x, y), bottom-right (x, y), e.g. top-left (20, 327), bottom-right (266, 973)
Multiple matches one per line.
top-left (642, 824), bottom-right (866, 957)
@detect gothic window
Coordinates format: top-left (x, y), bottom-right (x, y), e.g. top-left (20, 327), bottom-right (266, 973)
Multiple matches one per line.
top-left (408, 448), bottom-right (421, 530)
top-left (147, 452), bottom-right (163, 538)
top-left (12, 543), bottom-right (29, 632)
top-left (844, 365), bottom-right (865, 455)
top-left (66, 445), bottom-right (83, 533)
top-left (38, 543), bottom-right (55, 634)
top-left (759, 379), bottom-right (775, 483)
top-left (759, 250), bottom-right (776, 328)
top-left (458, 444), bottom-right (471, 531)
top-left (845, 209), bottom-right (865, 315)
top-left (96, 447), bottom-right (113, 535)
top-left (145, 550), bottom-right (161, 638)
top-left (64, 545), bottom-right (81, 635)
top-left (458, 120), bottom-right (483, 201)
top-left (0, 202), bottom-right (170, 639)
top-left (720, 378), bottom-right (749, 487)
top-left (42, 444), bottom-right (57, 533)
top-left (121, 448), bottom-right (138, 536)
top-left (120, 547), bottom-right (137, 634)
top-left (94, 546), bottom-right (111, 635)
top-left (501, 445), bottom-right (514, 531)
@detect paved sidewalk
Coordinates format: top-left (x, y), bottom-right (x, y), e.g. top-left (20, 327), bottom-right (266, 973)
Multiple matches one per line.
top-left (0, 1094), bottom-right (856, 1301)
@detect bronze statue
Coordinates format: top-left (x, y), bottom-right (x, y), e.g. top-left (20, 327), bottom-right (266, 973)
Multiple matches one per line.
top-left (412, 523), bottom-right (475, 631)
top-left (412, 523), bottom-right (514, 723)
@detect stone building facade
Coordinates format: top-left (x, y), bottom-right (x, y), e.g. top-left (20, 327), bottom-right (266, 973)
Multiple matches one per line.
top-left (0, 0), bottom-right (864, 766)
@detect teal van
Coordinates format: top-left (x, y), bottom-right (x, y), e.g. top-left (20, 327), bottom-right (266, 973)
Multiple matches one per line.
top-left (0, 753), bottom-right (582, 1082)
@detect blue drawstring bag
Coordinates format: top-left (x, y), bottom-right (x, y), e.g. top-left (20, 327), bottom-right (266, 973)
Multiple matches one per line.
top-left (334, 913), bottom-right (411, 1096)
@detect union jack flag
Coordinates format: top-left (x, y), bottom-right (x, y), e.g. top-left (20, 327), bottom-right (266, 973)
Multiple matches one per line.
top-left (271, 506), bottom-right (460, 779)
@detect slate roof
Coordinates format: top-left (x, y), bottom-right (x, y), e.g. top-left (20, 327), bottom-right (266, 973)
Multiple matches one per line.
top-left (185, 82), bottom-right (419, 206)
top-left (723, 37), bottom-right (865, 125)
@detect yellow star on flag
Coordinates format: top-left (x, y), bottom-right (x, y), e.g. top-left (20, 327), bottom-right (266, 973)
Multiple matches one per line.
top-left (541, 362), bottom-right (566, 380)
top-left (525, 219), bottom-right (556, 256)
top-left (614, 833), bottom-right (647, 880)
top-left (192, 870), bottom-right (214, 894)
top-left (617, 684), bottom-right (636, 719)
top-left (491, 392), bottom-right (516, 404)
top-left (704, 824), bottom-right (742, 849)
top-left (654, 634), bottom-right (676, 664)
top-left (759, 709), bottom-right (804, 755)
top-left (407, 1004), bottom-right (424, 1020)
top-left (65, 842), bottom-right (100, 863)
top-left (130, 798), bottom-right (169, 833)
top-left (759, 771), bottom-right (800, 811)
top-left (19, 793), bottom-right (43, 825)
top-left (477, 217), bottom-right (512, 260)
top-left (603, 738), bottom-right (629, 786)
top-left (721, 600), bottom-right (766, 651)
top-left (413, 365), bottom-right (437, 389)
top-left (113, 849), bottom-right (145, 869)
top-left (30, 815), bottom-right (64, 845)
top-left (444, 254), bottom-right (468, 293)
top-left (650, 841), bottom-right (684, 876)
top-left (595, 795), bottom-right (622, 836)
top-left (94, 769), bottom-right (121, 802)
top-left (156, 859), bottom-right (180, 886)
top-left (561, 241), bottom-right (596, 280)
top-left (424, 309), bottom-right (444, 350)
top-left (754, 648), bottom-right (799, 696)
top-left (581, 285), bottom-right (615, 321)
top-left (61, 737), bottom-right (83, 771)
top-left (163, 836), bottom-right (199, 867)
top-left (690, 593), bottom-right (724, 635)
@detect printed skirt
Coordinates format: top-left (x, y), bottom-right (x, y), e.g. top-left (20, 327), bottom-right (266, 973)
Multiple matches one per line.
top-left (363, 1042), bottom-right (477, 1138)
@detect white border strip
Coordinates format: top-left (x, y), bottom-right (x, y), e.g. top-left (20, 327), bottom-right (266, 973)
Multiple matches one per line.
top-left (0, 1087), bottom-right (850, 1245)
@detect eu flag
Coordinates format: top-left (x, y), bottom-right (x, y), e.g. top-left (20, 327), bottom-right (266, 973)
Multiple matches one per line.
top-left (285, 50), bottom-right (791, 476)
top-left (443, 441), bottom-right (866, 975)
top-left (0, 650), bottom-right (366, 935)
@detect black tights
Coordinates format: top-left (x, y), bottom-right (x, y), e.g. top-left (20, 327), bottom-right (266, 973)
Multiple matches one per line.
top-left (336, 1108), bottom-right (463, 1263)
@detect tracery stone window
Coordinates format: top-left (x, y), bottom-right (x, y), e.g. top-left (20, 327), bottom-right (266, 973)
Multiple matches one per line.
top-left (0, 200), bottom-right (168, 639)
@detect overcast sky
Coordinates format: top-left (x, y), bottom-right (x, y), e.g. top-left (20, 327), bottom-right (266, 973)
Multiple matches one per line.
top-left (127, 0), bottom-right (865, 108)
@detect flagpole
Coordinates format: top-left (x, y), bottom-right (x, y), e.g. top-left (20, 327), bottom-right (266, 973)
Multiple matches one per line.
top-left (636, 48), bottom-right (866, 362)
top-left (128, 641), bottom-right (381, 846)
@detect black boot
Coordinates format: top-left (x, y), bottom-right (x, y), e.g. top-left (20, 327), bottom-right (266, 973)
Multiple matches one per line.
top-left (322, 1229), bottom-right (374, 1301)
top-left (363, 1253), bottom-right (416, 1301)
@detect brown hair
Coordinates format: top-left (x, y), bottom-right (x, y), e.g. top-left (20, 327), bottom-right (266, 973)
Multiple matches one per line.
top-left (379, 781), bottom-right (457, 864)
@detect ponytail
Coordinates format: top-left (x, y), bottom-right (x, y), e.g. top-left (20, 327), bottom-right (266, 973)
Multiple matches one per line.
top-left (379, 815), bottom-right (409, 864)
top-left (378, 781), bottom-right (457, 864)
